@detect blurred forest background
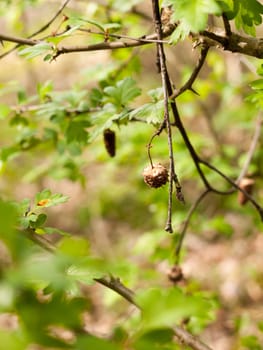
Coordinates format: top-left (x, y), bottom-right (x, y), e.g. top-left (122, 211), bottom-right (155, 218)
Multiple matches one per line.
top-left (0, 1), bottom-right (262, 350)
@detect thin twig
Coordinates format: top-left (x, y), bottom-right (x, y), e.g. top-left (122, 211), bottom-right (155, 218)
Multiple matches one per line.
top-left (29, 0), bottom-right (71, 38)
top-left (174, 325), bottom-right (213, 350)
top-left (175, 189), bottom-right (210, 263)
top-left (174, 116), bottom-right (263, 256)
top-left (222, 13), bottom-right (231, 37)
top-left (151, 0), bottom-right (180, 233)
top-left (170, 45), bottom-right (209, 99)
top-left (78, 28), bottom-right (169, 43)
top-left (200, 159), bottom-right (263, 220)
top-left (236, 114), bottom-right (262, 184)
top-left (0, 0), bottom-right (71, 59)
top-left (1, 17), bottom-right (263, 59)
top-left (94, 276), bottom-right (137, 306)
top-left (147, 121), bottom-right (166, 168)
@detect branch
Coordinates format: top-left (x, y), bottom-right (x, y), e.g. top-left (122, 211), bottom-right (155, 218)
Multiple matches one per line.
top-left (200, 158), bottom-right (263, 220)
top-left (151, 0), bottom-right (184, 233)
top-left (0, 0), bottom-right (71, 59)
top-left (1, 16), bottom-right (263, 59)
top-left (174, 325), bottom-right (213, 350)
top-left (173, 116), bottom-right (263, 258)
top-left (0, 33), bottom-right (38, 46)
top-left (24, 228), bottom-right (214, 350)
top-left (200, 29), bottom-right (263, 59)
top-left (175, 189), bottom-right (210, 263)
top-left (29, 0), bottom-right (71, 38)
top-left (170, 45), bottom-right (209, 99)
top-left (94, 276), bottom-right (137, 306)
top-left (222, 13), bottom-right (231, 37)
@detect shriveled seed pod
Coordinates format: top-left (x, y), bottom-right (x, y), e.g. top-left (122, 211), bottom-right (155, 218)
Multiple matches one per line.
top-left (238, 177), bottom-right (255, 205)
top-left (167, 265), bottom-right (184, 284)
top-left (142, 163), bottom-right (168, 188)
top-left (103, 128), bottom-right (116, 157)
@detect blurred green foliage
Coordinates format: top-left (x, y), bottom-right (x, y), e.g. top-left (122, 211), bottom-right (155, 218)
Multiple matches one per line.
top-left (0, 0), bottom-right (262, 349)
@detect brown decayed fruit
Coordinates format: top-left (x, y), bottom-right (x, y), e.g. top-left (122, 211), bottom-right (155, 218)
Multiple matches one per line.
top-left (142, 163), bottom-right (168, 188)
top-left (103, 129), bottom-right (116, 157)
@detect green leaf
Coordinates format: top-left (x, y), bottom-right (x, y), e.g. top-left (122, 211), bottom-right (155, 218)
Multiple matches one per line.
top-left (76, 335), bottom-right (120, 350)
top-left (167, 0), bottom-right (221, 39)
top-left (37, 80), bottom-right (53, 101)
top-left (104, 77), bottom-right (141, 107)
top-left (10, 114), bottom-right (28, 127)
top-left (0, 330), bottom-right (28, 350)
top-left (58, 236), bottom-right (89, 258)
top-left (65, 120), bottom-right (89, 145)
top-left (250, 78), bottom-right (263, 90)
top-left (233, 0), bottom-right (263, 36)
top-left (0, 200), bottom-right (18, 246)
top-left (19, 42), bottom-right (53, 59)
top-left (66, 256), bottom-right (107, 284)
top-left (216, 0), bottom-right (234, 13)
top-left (241, 335), bottom-right (261, 350)
top-left (47, 25), bottom-right (81, 43)
top-left (0, 103), bottom-right (11, 119)
top-left (41, 227), bottom-right (70, 236)
top-left (34, 189), bottom-right (69, 208)
top-left (134, 328), bottom-right (174, 350)
top-left (136, 287), bottom-right (213, 330)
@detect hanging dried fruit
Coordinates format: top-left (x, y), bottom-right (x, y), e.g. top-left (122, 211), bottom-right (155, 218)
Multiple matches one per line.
top-left (142, 163), bottom-right (168, 188)
top-left (237, 177), bottom-right (255, 205)
top-left (103, 129), bottom-right (116, 157)
top-left (167, 265), bottom-right (184, 284)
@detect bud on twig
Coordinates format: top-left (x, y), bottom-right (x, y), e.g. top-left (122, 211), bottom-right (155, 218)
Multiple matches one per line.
top-left (238, 177), bottom-right (255, 205)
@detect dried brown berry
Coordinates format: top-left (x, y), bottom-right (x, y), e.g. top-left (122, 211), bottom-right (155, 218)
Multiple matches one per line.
top-left (238, 177), bottom-right (255, 205)
top-left (142, 163), bottom-right (168, 188)
top-left (167, 265), bottom-right (184, 284)
top-left (103, 129), bottom-right (116, 157)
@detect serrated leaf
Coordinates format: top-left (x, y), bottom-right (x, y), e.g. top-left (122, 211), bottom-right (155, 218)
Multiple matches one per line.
top-left (65, 120), bottom-right (89, 145)
top-left (129, 100), bottom-right (164, 125)
top-left (234, 0), bottom-right (263, 36)
top-left (134, 328), bottom-right (174, 350)
top-left (168, 0), bottom-right (221, 35)
top-left (129, 88), bottom-right (164, 125)
top-left (104, 78), bottom-right (141, 107)
top-left (35, 189), bottom-right (69, 208)
top-left (136, 287), bottom-right (213, 330)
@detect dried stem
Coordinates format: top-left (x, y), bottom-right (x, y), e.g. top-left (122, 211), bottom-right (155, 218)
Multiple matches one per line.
top-left (151, 0), bottom-right (181, 233)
